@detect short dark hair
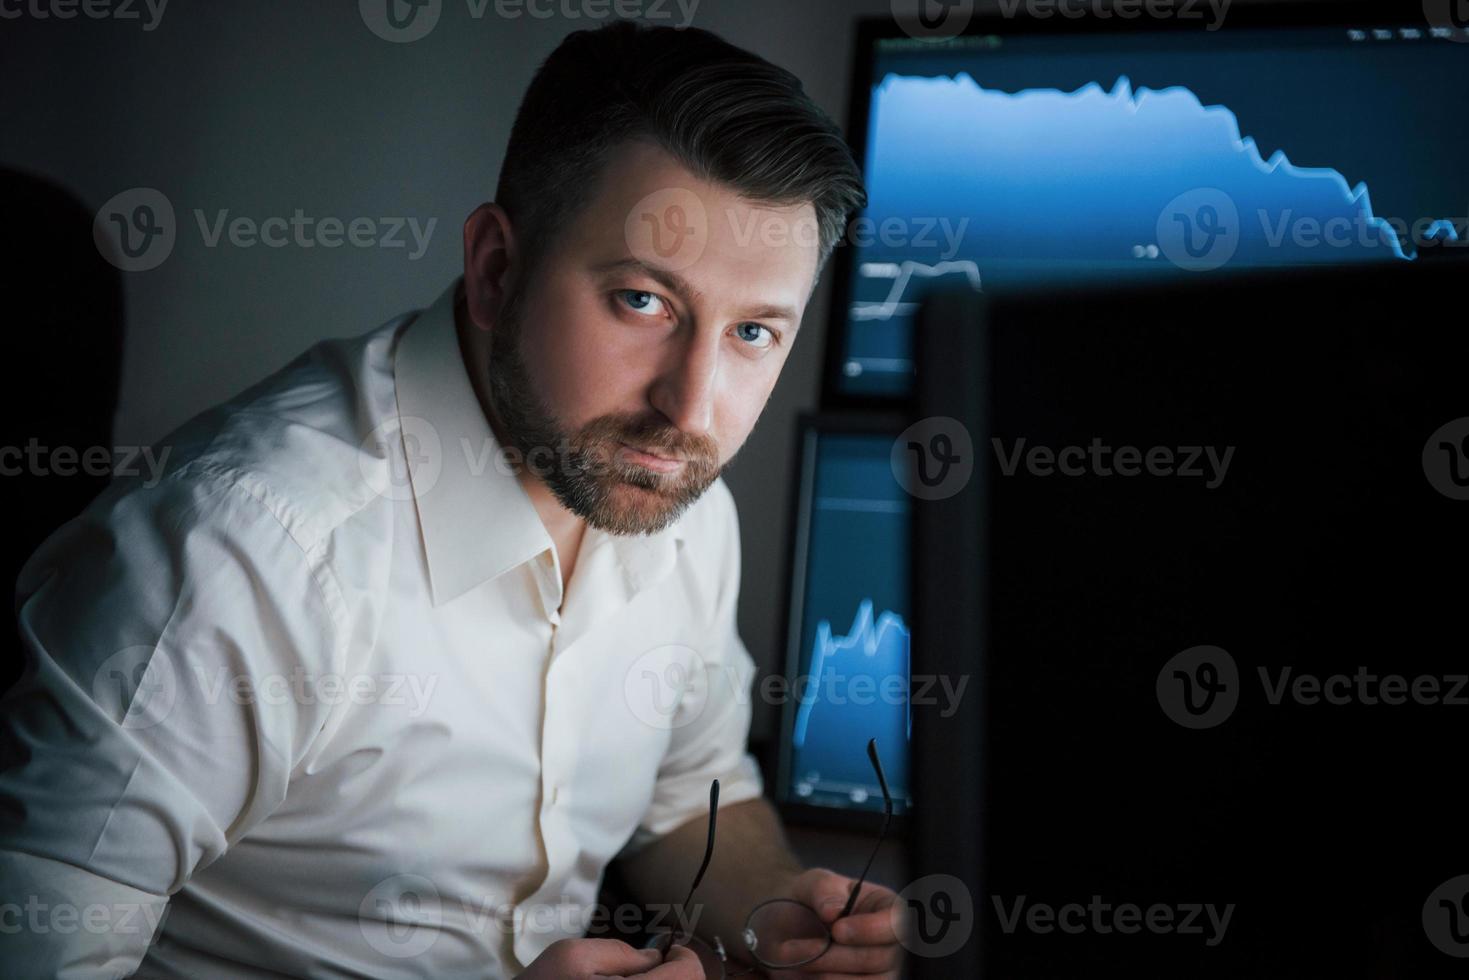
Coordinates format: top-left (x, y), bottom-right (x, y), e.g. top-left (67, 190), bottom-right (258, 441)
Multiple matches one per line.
top-left (495, 20), bottom-right (867, 284)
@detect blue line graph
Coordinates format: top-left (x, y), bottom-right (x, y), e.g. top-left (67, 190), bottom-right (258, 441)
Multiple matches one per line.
top-left (789, 599), bottom-right (911, 807)
top-left (864, 71), bottom-right (1453, 270)
top-left (793, 599), bottom-right (911, 748)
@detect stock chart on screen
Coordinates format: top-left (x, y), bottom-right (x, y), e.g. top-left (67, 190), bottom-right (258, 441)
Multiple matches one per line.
top-left (838, 22), bottom-right (1469, 397)
top-left (782, 429), bottom-right (911, 814)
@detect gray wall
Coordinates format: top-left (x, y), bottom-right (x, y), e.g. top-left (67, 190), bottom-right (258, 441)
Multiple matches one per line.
top-left (2, 0), bottom-right (917, 740)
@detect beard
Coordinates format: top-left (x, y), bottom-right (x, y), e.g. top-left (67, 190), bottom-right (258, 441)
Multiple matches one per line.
top-left (480, 284), bottom-right (724, 536)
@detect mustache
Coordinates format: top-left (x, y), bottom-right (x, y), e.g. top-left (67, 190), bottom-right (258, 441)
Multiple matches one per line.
top-left (585, 413), bottom-right (720, 465)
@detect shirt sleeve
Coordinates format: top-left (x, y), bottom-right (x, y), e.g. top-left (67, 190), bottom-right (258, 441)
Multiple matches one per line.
top-left (621, 485), bottom-right (765, 857)
top-left (0, 462), bottom-right (341, 979)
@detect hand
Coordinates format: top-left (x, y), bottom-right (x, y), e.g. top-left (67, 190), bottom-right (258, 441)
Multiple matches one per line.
top-left (767, 868), bottom-right (904, 979)
top-left (518, 936), bottom-right (706, 979)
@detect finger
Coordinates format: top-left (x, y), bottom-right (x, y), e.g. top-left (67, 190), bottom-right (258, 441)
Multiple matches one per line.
top-left (805, 872), bottom-right (858, 924)
top-left (576, 938), bottom-right (665, 974)
top-left (851, 885), bottom-right (897, 916)
top-left (831, 908), bottom-right (899, 946)
top-left (630, 941), bottom-right (707, 979)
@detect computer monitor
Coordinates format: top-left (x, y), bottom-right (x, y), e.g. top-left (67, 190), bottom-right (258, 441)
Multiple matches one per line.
top-left (826, 2), bottom-right (1469, 401)
top-left (907, 259), bottom-right (1469, 977)
top-left (774, 414), bottom-right (913, 829)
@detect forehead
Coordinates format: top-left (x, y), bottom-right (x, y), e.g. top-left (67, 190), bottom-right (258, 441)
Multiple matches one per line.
top-left (554, 138), bottom-right (820, 308)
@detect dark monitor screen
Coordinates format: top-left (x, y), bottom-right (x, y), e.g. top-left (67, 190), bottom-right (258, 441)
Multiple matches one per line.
top-left (775, 417), bottom-right (912, 820)
top-left (907, 260), bottom-right (1469, 977)
top-left (831, 7), bottom-right (1469, 399)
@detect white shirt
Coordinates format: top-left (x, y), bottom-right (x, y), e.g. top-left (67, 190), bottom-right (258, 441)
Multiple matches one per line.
top-left (0, 279), bottom-right (763, 979)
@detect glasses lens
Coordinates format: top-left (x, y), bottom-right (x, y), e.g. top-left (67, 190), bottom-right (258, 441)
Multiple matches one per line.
top-left (645, 929), bottom-right (726, 979)
top-left (744, 898), bottom-right (832, 969)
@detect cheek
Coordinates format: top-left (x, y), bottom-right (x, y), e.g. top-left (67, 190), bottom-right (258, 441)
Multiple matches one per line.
top-left (713, 369), bottom-right (777, 459)
top-left (519, 291), bottom-right (642, 420)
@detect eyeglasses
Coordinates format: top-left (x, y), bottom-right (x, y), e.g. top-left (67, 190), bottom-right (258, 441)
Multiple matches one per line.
top-left (647, 738), bottom-right (894, 978)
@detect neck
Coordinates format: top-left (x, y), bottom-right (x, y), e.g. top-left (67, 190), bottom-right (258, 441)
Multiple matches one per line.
top-left (452, 284), bottom-right (587, 584)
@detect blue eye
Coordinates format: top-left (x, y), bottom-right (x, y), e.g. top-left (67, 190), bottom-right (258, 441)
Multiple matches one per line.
top-left (735, 322), bottom-right (773, 350)
top-left (618, 289), bottom-right (665, 317)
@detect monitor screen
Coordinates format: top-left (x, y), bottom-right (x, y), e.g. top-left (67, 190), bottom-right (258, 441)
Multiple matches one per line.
top-left (833, 13), bottom-right (1469, 398)
top-left (778, 422), bottom-right (911, 816)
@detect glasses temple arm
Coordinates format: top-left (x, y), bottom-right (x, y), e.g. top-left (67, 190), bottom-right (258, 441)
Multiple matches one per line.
top-left (659, 778), bottom-right (720, 955)
top-left (839, 739), bottom-right (893, 920)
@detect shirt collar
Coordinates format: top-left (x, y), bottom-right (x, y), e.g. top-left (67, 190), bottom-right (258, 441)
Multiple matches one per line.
top-left (392, 278), bottom-right (686, 609)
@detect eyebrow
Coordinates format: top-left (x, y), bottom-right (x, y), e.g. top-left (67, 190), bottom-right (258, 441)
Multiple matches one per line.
top-left (591, 256), bottom-right (801, 326)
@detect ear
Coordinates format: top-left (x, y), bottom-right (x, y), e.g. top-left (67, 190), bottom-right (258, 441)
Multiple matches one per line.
top-left (461, 202), bottom-right (517, 333)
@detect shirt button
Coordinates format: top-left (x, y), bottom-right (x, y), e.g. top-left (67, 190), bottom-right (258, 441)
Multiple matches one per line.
top-left (549, 785), bottom-right (560, 806)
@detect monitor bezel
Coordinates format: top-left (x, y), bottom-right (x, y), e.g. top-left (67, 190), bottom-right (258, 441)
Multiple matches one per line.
top-left (771, 410), bottom-right (913, 835)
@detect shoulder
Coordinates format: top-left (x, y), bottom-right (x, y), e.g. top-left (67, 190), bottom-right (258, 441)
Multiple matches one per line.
top-left (132, 312), bottom-right (415, 558)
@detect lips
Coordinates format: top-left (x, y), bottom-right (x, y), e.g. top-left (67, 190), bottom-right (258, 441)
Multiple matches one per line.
top-left (623, 442), bottom-right (683, 464)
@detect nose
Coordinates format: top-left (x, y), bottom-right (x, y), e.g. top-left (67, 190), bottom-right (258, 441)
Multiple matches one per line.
top-left (649, 324), bottom-right (719, 437)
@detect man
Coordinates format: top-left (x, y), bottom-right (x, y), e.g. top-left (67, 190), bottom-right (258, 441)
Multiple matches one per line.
top-left (0, 19), bottom-right (900, 980)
